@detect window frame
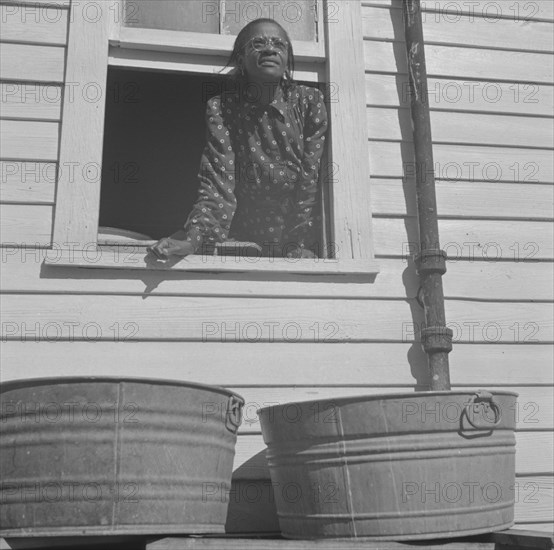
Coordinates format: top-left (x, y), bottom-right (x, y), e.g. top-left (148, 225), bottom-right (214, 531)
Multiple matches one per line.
top-left (47, 0), bottom-right (379, 277)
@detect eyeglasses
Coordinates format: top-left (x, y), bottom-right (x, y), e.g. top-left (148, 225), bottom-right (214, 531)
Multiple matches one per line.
top-left (245, 35), bottom-right (289, 53)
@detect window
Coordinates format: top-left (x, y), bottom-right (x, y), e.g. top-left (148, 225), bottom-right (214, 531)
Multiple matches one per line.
top-left (98, 68), bottom-right (329, 250)
top-left (47, 0), bottom-right (378, 276)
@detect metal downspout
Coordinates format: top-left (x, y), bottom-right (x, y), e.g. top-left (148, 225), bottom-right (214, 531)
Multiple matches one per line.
top-left (402, 0), bottom-right (453, 391)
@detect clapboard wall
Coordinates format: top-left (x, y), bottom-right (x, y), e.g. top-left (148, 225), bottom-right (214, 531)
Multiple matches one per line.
top-left (1, 0), bottom-right (553, 533)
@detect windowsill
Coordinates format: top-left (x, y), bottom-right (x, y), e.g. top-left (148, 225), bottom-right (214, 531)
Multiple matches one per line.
top-left (43, 246), bottom-right (380, 278)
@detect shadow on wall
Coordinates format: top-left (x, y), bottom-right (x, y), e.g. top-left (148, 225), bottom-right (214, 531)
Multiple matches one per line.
top-left (227, 452), bottom-right (279, 533)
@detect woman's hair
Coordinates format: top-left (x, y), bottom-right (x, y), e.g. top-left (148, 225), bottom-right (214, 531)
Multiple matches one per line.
top-left (225, 18), bottom-right (295, 98)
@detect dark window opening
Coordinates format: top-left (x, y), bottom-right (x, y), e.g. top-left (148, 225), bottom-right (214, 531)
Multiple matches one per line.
top-left (99, 67), bottom-right (330, 256)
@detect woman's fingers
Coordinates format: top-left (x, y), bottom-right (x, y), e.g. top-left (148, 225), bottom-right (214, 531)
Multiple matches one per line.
top-left (148, 238), bottom-right (170, 259)
top-left (148, 238), bottom-right (195, 258)
top-left (163, 240), bottom-right (185, 256)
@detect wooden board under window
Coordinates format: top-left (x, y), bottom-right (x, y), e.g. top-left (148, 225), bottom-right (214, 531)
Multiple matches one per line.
top-left (2, 252), bottom-right (553, 301)
top-left (2, 293), bottom-right (553, 343)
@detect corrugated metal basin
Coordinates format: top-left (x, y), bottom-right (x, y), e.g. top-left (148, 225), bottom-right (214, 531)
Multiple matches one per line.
top-left (258, 390), bottom-right (518, 541)
top-left (0, 377), bottom-right (244, 537)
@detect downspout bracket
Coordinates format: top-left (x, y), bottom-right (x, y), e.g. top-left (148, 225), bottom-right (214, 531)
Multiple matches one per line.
top-left (415, 249), bottom-right (447, 275)
top-left (421, 325), bottom-right (453, 354)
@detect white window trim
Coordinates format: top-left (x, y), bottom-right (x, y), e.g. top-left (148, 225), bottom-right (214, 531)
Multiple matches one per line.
top-left (46, 0), bottom-right (379, 277)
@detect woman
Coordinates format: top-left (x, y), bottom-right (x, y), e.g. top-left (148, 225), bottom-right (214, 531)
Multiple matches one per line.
top-left (150, 18), bottom-right (328, 259)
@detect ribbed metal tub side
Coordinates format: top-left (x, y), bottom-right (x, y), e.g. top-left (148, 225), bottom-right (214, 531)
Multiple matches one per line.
top-left (258, 390), bottom-right (518, 540)
top-left (0, 377), bottom-right (244, 537)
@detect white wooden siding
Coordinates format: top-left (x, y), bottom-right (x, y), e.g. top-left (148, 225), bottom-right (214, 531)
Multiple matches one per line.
top-left (0, 161), bottom-right (57, 204)
top-left (0, 4), bottom-right (68, 45)
top-left (1, 341), bottom-right (552, 386)
top-left (367, 108), bottom-right (554, 148)
top-left (362, 1), bottom-right (554, 23)
top-left (0, 43), bottom-right (65, 82)
top-left (1, 83), bottom-right (63, 121)
top-left (361, 0), bottom-right (554, 532)
top-left (0, 0), bottom-right (552, 534)
top-left (2, 254), bottom-right (553, 301)
top-left (369, 142), bottom-right (554, 182)
top-left (9, 0), bottom-right (70, 6)
top-left (1, 120), bottom-right (59, 161)
top-left (362, 4), bottom-right (554, 52)
top-left (0, 2), bottom-right (67, 246)
top-left (366, 73), bottom-right (554, 117)
top-left (2, 294), bottom-right (553, 343)
top-left (2, 204), bottom-right (553, 261)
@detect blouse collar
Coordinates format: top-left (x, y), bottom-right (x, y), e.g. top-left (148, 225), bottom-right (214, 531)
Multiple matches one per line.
top-left (240, 82), bottom-right (288, 119)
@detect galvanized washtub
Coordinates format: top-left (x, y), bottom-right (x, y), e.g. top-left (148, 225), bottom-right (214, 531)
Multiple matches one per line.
top-left (0, 377), bottom-right (244, 537)
top-left (258, 389), bottom-right (518, 540)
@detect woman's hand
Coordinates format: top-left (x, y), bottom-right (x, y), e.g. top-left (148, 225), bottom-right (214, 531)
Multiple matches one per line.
top-left (148, 238), bottom-right (195, 259)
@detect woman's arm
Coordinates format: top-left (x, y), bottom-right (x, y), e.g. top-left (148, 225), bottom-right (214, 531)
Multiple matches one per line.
top-left (150, 96), bottom-right (237, 259)
top-left (183, 96), bottom-right (238, 254)
top-left (285, 88), bottom-right (328, 253)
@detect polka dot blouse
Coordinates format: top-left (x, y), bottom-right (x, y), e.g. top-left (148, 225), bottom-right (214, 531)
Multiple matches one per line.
top-left (183, 83), bottom-right (328, 254)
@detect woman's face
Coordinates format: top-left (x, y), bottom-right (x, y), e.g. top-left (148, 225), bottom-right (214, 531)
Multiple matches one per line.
top-left (239, 22), bottom-right (289, 83)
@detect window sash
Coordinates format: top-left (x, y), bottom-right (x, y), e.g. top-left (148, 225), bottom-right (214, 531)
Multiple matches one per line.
top-left (110, 0), bottom-right (325, 56)
top-left (48, 0), bottom-right (379, 276)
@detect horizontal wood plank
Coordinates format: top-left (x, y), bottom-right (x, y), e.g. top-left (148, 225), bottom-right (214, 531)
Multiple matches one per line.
top-left (0, 120), bottom-right (59, 160)
top-left (1, 294), bottom-right (552, 343)
top-left (373, 218), bottom-right (554, 260)
top-left (0, 161), bottom-right (56, 203)
top-left (513, 522), bottom-right (554, 532)
top-left (5, 0), bottom-right (70, 6)
top-left (365, 74), bottom-right (554, 117)
top-left (368, 141), bottom-right (554, 183)
top-left (0, 43), bottom-right (65, 82)
top-left (371, 179), bottom-right (554, 220)
top-left (362, 0), bottom-right (554, 22)
top-left (147, 536), bottom-right (495, 549)
top-left (0, 82), bottom-right (62, 120)
top-left (1, 341), bottom-right (552, 386)
top-left (362, 5), bottom-right (554, 52)
top-left (231, 432), bottom-right (553, 478)
top-left (2, 251), bottom-right (553, 301)
top-left (2, 252), bottom-right (414, 298)
top-left (366, 108), bottom-right (554, 148)
top-left (0, 204), bottom-right (52, 245)
top-left (0, 4), bottom-right (68, 45)
top-left (364, 41), bottom-right (554, 83)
